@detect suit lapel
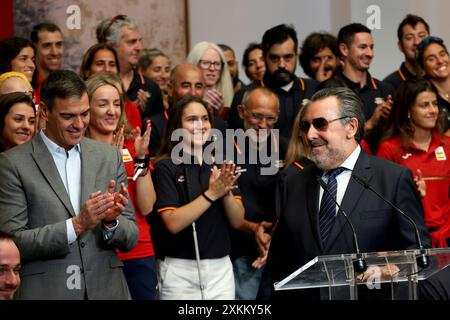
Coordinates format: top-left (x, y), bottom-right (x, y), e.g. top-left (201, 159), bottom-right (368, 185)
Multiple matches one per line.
top-left (324, 151), bottom-right (373, 251)
top-left (31, 134), bottom-right (75, 216)
top-left (306, 168), bottom-right (323, 250)
top-left (80, 138), bottom-right (97, 205)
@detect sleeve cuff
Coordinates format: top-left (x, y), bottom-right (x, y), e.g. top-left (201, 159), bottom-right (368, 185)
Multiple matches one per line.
top-left (66, 219), bottom-right (77, 244)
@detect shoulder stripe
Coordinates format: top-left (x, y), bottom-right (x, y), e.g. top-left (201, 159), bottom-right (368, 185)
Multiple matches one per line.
top-left (294, 161), bottom-right (304, 170)
top-left (157, 206), bottom-right (177, 213)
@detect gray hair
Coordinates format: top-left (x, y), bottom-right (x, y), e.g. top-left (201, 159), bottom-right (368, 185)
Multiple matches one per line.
top-left (186, 41), bottom-right (234, 107)
top-left (309, 87), bottom-right (365, 142)
top-left (96, 15), bottom-right (139, 46)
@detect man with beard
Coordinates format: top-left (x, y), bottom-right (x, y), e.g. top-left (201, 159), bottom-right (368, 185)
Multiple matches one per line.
top-left (258, 87), bottom-right (431, 300)
top-left (333, 23), bottom-right (394, 153)
top-left (228, 24), bottom-right (318, 139)
top-left (383, 15), bottom-right (430, 90)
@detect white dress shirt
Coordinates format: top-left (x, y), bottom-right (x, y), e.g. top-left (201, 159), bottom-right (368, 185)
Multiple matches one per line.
top-left (318, 145), bottom-right (361, 212)
top-left (40, 130), bottom-right (81, 244)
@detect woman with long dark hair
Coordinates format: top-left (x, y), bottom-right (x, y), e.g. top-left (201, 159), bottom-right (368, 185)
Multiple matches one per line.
top-left (377, 79), bottom-right (450, 247)
top-left (153, 95), bottom-right (244, 300)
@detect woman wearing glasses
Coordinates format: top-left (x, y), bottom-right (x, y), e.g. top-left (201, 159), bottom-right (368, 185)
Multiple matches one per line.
top-left (0, 92), bottom-right (36, 152)
top-left (187, 42), bottom-right (234, 120)
top-left (377, 79), bottom-right (450, 248)
top-left (416, 36), bottom-right (450, 134)
top-left (152, 95), bottom-right (244, 299)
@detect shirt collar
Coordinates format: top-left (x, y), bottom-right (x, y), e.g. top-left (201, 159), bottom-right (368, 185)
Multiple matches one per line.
top-left (340, 144), bottom-right (361, 171)
top-left (40, 129), bottom-right (81, 155)
top-left (337, 70), bottom-right (375, 90)
top-left (280, 81), bottom-right (294, 92)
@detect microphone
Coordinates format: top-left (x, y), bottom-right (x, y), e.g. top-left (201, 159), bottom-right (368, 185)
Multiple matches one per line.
top-left (317, 176), bottom-right (367, 273)
top-left (351, 174), bottom-right (429, 269)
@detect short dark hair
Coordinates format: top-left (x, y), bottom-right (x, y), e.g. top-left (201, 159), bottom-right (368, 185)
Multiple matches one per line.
top-left (337, 23), bottom-right (371, 55)
top-left (299, 32), bottom-right (339, 78)
top-left (397, 14), bottom-right (430, 41)
top-left (309, 87), bottom-right (366, 142)
top-left (0, 230), bottom-right (15, 242)
top-left (262, 24), bottom-right (298, 57)
top-left (0, 230), bottom-right (19, 256)
top-left (40, 70), bottom-right (86, 111)
top-left (218, 44), bottom-right (234, 55)
top-left (30, 22), bottom-right (62, 44)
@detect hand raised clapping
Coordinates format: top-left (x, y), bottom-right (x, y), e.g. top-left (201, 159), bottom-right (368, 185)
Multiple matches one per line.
top-left (205, 161), bottom-right (241, 201)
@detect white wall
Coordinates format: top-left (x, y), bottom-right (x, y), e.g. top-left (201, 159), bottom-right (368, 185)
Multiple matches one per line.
top-left (189, 0), bottom-right (450, 82)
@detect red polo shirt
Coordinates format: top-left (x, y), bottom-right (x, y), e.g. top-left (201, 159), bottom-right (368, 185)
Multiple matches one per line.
top-left (377, 131), bottom-right (450, 247)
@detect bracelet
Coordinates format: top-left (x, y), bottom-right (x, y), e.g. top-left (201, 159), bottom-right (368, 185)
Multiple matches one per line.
top-left (202, 192), bottom-right (215, 204)
top-left (134, 155), bottom-right (149, 167)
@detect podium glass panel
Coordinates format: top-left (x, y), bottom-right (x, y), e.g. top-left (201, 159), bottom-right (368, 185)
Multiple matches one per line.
top-left (274, 248), bottom-right (450, 300)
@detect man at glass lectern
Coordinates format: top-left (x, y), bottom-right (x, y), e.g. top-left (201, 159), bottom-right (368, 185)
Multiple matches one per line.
top-left (258, 87), bottom-right (434, 300)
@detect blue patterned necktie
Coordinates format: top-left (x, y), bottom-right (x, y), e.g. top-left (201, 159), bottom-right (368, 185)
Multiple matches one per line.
top-left (319, 167), bottom-right (346, 245)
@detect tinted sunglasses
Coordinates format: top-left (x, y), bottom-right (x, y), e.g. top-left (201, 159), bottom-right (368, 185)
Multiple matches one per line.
top-left (300, 116), bottom-right (350, 133)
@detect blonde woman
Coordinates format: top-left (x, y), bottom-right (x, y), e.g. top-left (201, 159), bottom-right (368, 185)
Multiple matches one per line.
top-left (85, 72), bottom-right (157, 299)
top-left (186, 41), bottom-right (234, 120)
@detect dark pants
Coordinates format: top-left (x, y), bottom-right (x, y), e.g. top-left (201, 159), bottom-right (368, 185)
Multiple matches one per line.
top-left (123, 256), bottom-right (157, 300)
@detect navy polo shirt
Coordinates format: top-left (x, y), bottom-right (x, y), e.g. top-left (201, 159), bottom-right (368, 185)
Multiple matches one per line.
top-left (383, 62), bottom-right (417, 92)
top-left (127, 68), bottom-right (164, 123)
top-left (230, 134), bottom-right (288, 260)
top-left (153, 159), bottom-right (241, 259)
top-left (334, 71), bottom-right (395, 152)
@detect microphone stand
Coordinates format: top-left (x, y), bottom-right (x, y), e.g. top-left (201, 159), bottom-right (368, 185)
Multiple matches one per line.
top-left (317, 176), bottom-right (367, 273)
top-left (352, 174), bottom-right (429, 269)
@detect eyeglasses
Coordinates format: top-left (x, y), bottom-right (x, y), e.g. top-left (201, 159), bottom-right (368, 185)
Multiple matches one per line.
top-left (198, 60), bottom-right (222, 70)
top-left (102, 14), bottom-right (128, 41)
top-left (300, 116), bottom-right (350, 133)
top-left (416, 36), bottom-right (444, 61)
top-left (245, 109), bottom-right (278, 124)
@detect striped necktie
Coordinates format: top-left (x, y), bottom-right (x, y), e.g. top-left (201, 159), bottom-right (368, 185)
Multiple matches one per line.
top-left (319, 167), bottom-right (346, 245)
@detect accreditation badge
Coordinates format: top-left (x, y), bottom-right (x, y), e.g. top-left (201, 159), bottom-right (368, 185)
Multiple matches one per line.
top-left (435, 146), bottom-right (447, 161)
top-left (122, 148), bottom-right (133, 162)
